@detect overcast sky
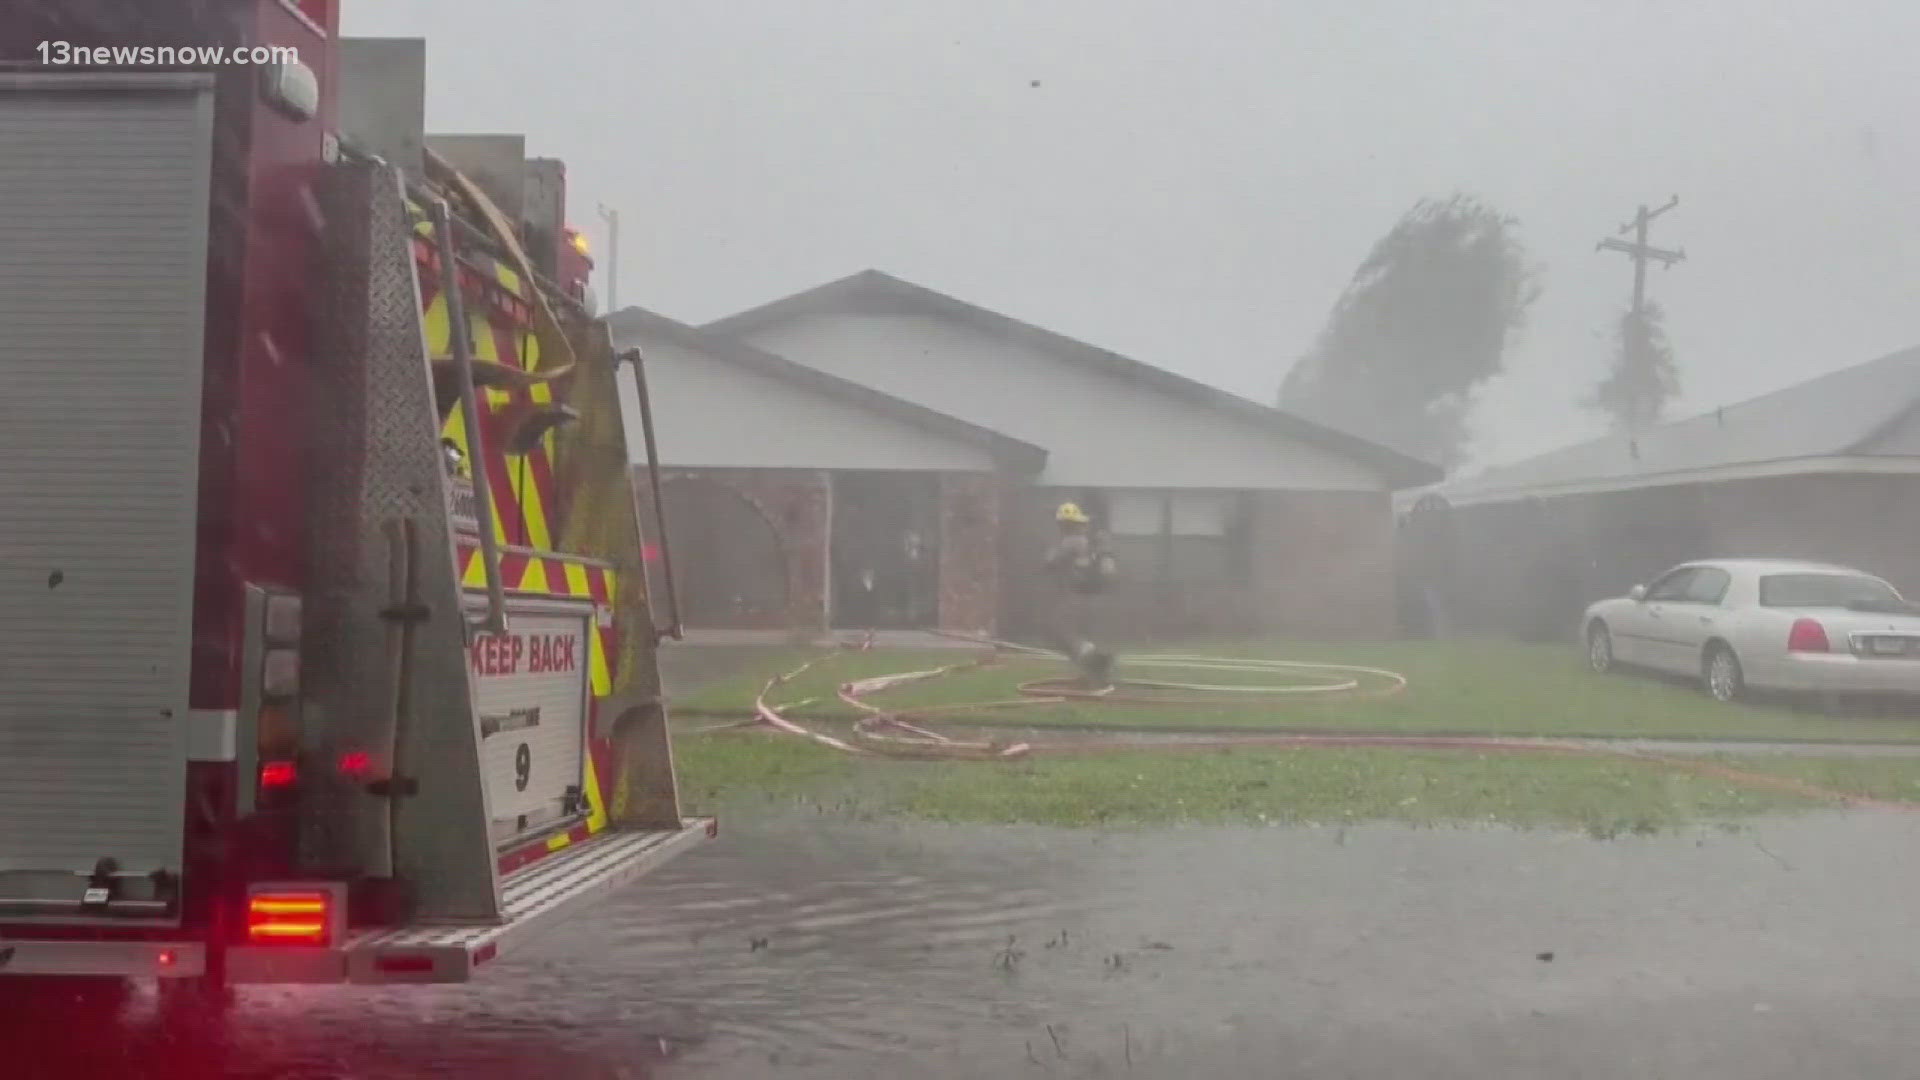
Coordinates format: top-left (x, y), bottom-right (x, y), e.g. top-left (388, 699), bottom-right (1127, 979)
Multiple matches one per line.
top-left (345, 0), bottom-right (1920, 471)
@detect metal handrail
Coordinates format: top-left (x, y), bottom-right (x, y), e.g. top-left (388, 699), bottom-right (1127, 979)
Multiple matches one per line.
top-left (431, 198), bottom-right (508, 636)
top-left (623, 347), bottom-right (682, 642)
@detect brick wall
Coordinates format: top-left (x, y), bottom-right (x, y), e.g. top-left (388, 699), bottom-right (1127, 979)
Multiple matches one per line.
top-left (636, 467), bottom-right (1009, 634)
top-left (1410, 472), bottom-right (1920, 641)
top-left (1246, 490), bottom-right (1397, 639)
top-left (634, 467), bottom-right (830, 631)
top-left (938, 472), bottom-right (1000, 635)
top-left (1701, 474), bottom-right (1920, 597)
top-left (999, 486), bottom-right (1396, 644)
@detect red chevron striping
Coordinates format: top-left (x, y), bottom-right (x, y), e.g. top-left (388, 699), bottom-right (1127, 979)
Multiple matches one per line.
top-left (489, 320), bottom-right (522, 372)
top-left (524, 441), bottom-right (561, 542)
top-left (497, 549), bottom-right (530, 589)
top-left (477, 400), bottom-right (528, 546)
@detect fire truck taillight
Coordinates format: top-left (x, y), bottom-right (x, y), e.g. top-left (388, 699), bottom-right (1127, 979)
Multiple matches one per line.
top-left (245, 586), bottom-right (304, 812)
top-left (246, 890), bottom-right (333, 947)
top-left (338, 751), bottom-right (372, 778)
top-left (258, 760), bottom-right (298, 790)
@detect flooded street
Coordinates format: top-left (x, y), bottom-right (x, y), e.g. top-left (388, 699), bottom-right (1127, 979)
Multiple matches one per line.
top-left (18, 807), bottom-right (1920, 1078)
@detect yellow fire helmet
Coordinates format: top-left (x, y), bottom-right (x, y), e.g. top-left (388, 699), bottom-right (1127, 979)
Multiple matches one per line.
top-left (1055, 501), bottom-right (1090, 524)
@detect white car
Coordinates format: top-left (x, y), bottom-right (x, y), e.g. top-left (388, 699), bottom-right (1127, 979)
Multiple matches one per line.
top-left (1582, 558), bottom-right (1920, 702)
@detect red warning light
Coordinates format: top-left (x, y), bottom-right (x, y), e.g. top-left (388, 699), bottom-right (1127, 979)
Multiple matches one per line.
top-left (259, 760), bottom-right (298, 789)
top-left (338, 751), bottom-right (372, 778)
top-left (157, 949), bottom-right (177, 968)
top-left (246, 891), bottom-right (331, 947)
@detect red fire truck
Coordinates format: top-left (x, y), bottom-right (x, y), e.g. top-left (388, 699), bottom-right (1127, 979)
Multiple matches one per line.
top-left (0, 1), bottom-right (707, 1005)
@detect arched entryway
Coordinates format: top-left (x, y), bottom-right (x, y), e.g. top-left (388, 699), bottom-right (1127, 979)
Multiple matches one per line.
top-left (654, 476), bottom-right (790, 629)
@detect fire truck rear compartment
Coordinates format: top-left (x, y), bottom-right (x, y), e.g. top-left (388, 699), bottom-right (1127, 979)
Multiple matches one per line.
top-left (0, 75), bottom-right (212, 921)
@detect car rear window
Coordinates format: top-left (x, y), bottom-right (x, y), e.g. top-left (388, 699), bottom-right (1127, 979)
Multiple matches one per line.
top-left (1758, 573), bottom-right (1904, 610)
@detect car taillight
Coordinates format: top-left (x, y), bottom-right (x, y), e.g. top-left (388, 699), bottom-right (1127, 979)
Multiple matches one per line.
top-left (246, 890), bottom-right (332, 947)
top-left (1788, 618), bottom-right (1830, 653)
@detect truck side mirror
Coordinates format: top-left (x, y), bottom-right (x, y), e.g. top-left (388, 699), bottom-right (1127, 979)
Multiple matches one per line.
top-left (1628, 585), bottom-right (1648, 602)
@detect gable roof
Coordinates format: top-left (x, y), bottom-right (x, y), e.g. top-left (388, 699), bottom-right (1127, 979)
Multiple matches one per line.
top-left (606, 305), bottom-right (1048, 475)
top-left (1440, 345), bottom-right (1920, 505)
top-left (703, 270), bottom-right (1442, 489)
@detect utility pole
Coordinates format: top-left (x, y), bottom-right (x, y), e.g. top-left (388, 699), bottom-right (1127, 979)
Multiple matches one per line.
top-left (597, 203), bottom-right (619, 312)
top-left (1595, 196), bottom-right (1685, 431)
top-left (1596, 195), bottom-right (1684, 330)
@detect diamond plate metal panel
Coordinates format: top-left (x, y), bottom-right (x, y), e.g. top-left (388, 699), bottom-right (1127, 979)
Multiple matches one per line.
top-left (304, 161), bottom-right (499, 922)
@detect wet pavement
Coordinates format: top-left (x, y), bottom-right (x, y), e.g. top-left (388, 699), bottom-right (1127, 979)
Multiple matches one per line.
top-left (15, 808), bottom-right (1920, 1078)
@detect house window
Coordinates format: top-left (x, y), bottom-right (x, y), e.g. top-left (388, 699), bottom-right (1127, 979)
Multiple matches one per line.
top-left (1105, 491), bottom-right (1164, 538)
top-left (1098, 489), bottom-right (1237, 586)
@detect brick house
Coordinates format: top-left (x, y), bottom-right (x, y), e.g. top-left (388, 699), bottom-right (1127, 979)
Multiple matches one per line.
top-left (608, 306), bottom-right (1044, 636)
top-left (626, 270), bottom-right (1436, 643)
top-left (1401, 345), bottom-right (1920, 641)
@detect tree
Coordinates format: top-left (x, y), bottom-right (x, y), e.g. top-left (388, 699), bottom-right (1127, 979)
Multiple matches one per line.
top-left (1586, 301), bottom-right (1679, 432)
top-left (1278, 195), bottom-right (1540, 472)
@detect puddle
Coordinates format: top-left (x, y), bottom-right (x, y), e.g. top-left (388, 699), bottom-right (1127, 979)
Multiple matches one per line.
top-left (12, 810), bottom-right (1920, 1078)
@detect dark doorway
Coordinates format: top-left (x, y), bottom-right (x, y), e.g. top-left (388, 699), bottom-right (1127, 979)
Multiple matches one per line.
top-left (654, 477), bottom-right (789, 629)
top-left (831, 471), bottom-right (941, 629)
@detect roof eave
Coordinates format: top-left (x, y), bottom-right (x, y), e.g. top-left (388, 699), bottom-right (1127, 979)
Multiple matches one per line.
top-left (706, 271), bottom-right (1444, 489)
top-left (608, 305), bottom-right (1042, 472)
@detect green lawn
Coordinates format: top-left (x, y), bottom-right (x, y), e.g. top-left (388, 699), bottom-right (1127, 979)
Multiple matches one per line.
top-left (671, 728), bottom-right (1839, 834)
top-left (672, 639), bottom-right (1920, 743)
top-left (1712, 753), bottom-right (1920, 804)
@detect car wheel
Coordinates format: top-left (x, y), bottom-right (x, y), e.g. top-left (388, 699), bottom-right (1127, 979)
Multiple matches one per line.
top-left (1703, 644), bottom-right (1744, 703)
top-left (1586, 623), bottom-right (1614, 674)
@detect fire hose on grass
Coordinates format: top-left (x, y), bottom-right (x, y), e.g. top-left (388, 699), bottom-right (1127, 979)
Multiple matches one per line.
top-left (692, 635), bottom-right (1920, 810)
top-left (709, 633), bottom-right (1414, 760)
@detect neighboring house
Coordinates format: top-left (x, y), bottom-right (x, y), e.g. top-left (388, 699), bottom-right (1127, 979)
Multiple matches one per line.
top-left (691, 270), bottom-right (1439, 642)
top-left (1403, 345), bottom-right (1920, 640)
top-left (608, 306), bottom-right (1044, 636)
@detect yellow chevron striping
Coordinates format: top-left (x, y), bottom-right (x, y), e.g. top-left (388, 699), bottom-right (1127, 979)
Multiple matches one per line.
top-left (513, 459), bottom-right (553, 550)
top-left (516, 557), bottom-right (551, 595)
top-left (561, 559), bottom-right (593, 599)
top-left (494, 261), bottom-right (523, 298)
top-left (588, 620), bottom-right (612, 698)
top-left (522, 328), bottom-right (543, 372)
top-left (423, 290), bottom-right (449, 355)
top-left (583, 743), bottom-right (608, 832)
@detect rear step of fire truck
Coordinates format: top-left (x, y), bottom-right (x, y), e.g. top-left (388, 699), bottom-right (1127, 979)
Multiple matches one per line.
top-left (229, 820), bottom-right (714, 984)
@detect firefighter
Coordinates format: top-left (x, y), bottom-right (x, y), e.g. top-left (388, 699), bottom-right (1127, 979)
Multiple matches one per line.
top-left (1042, 501), bottom-right (1117, 690)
